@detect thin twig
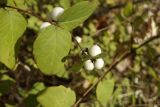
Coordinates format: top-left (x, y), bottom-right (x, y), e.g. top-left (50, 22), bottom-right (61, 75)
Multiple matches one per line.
top-left (4, 5), bottom-right (56, 24)
top-left (135, 35), bottom-right (160, 50)
top-left (90, 26), bottom-right (109, 36)
top-left (73, 35), bottom-right (160, 107)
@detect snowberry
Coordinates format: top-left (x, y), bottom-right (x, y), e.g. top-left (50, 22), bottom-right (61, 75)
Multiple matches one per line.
top-left (94, 58), bottom-right (104, 70)
top-left (75, 36), bottom-right (82, 43)
top-left (84, 60), bottom-right (94, 71)
top-left (88, 44), bottom-right (102, 57)
top-left (51, 7), bottom-right (64, 20)
top-left (40, 22), bottom-right (51, 29)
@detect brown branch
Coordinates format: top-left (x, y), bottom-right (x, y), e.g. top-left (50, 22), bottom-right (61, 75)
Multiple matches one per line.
top-left (90, 26), bottom-right (109, 36)
top-left (4, 5), bottom-right (56, 24)
top-left (73, 35), bottom-right (160, 107)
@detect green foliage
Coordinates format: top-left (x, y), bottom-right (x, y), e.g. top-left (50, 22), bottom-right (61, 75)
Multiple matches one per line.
top-left (23, 94), bottom-right (39, 107)
top-left (58, 1), bottom-right (98, 30)
top-left (37, 86), bottom-right (76, 107)
top-left (33, 25), bottom-right (71, 76)
top-left (0, 74), bottom-right (15, 96)
top-left (23, 82), bottom-right (45, 107)
top-left (59, 0), bottom-right (70, 9)
top-left (7, 0), bottom-right (27, 9)
top-left (28, 82), bottom-right (46, 95)
top-left (96, 78), bottom-right (115, 106)
top-left (0, 9), bottom-right (26, 68)
top-left (122, 2), bottom-right (133, 17)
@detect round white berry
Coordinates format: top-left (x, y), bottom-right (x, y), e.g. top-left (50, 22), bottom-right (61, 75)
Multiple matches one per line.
top-left (94, 58), bottom-right (104, 70)
top-left (88, 44), bottom-right (102, 57)
top-left (40, 22), bottom-right (51, 29)
top-left (84, 60), bottom-right (94, 71)
top-left (75, 36), bottom-right (82, 43)
top-left (51, 7), bottom-right (64, 20)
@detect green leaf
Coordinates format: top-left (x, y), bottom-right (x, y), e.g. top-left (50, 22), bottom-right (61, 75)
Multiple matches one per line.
top-left (7, 0), bottom-right (27, 9)
top-left (59, 0), bottom-right (70, 9)
top-left (0, 9), bottom-right (26, 68)
top-left (37, 86), bottom-right (76, 107)
top-left (0, 75), bottom-right (15, 96)
top-left (122, 2), bottom-right (133, 17)
top-left (33, 25), bottom-right (71, 76)
top-left (148, 67), bottom-right (158, 80)
top-left (28, 82), bottom-right (45, 95)
top-left (24, 94), bottom-right (39, 107)
top-left (96, 79), bottom-right (115, 106)
top-left (58, 1), bottom-right (97, 30)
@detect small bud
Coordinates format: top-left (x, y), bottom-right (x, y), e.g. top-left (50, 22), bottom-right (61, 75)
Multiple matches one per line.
top-left (51, 7), bottom-right (64, 20)
top-left (88, 44), bottom-right (102, 57)
top-left (75, 36), bottom-right (82, 43)
top-left (40, 22), bottom-right (51, 29)
top-left (84, 60), bottom-right (94, 71)
top-left (94, 58), bottom-right (104, 70)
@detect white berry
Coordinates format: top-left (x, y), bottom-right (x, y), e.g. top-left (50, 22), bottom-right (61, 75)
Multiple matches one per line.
top-left (75, 36), bottom-right (82, 43)
top-left (94, 58), bottom-right (104, 70)
top-left (84, 60), bottom-right (94, 71)
top-left (88, 44), bottom-right (102, 57)
top-left (40, 22), bottom-right (51, 29)
top-left (51, 7), bottom-right (64, 20)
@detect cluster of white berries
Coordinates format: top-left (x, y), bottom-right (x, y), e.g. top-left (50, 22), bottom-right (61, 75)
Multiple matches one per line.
top-left (40, 7), bottom-right (64, 29)
top-left (84, 45), bottom-right (105, 71)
